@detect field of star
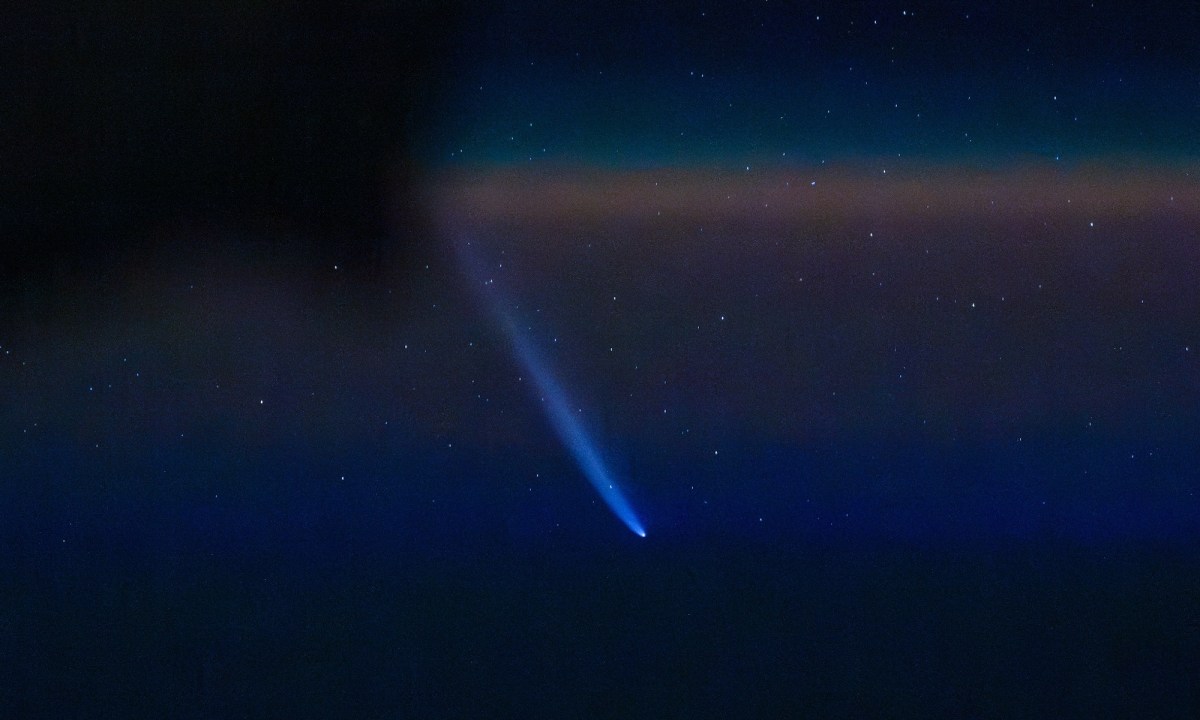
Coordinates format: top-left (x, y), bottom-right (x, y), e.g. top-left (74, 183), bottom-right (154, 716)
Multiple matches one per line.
top-left (3, 2), bottom-right (1199, 717)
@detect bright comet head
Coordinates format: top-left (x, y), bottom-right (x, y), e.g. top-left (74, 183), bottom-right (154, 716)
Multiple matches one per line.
top-left (454, 233), bottom-right (649, 538)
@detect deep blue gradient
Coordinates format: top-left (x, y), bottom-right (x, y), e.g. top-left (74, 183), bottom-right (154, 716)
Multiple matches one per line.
top-left (4, 429), bottom-right (1198, 717)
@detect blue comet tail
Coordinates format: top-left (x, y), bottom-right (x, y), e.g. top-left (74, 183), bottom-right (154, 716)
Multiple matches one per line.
top-left (504, 326), bottom-right (647, 537)
top-left (455, 236), bottom-right (647, 537)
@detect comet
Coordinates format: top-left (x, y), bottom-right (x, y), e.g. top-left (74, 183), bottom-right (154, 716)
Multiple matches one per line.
top-left (453, 236), bottom-right (647, 537)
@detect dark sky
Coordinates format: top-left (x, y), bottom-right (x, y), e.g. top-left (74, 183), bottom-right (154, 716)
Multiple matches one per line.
top-left (437, 0), bottom-right (1199, 164)
top-left (3, 2), bottom-right (1199, 717)
top-left (3, 1), bottom-right (1197, 282)
top-left (3, 3), bottom-right (463, 292)
top-left (6, 1), bottom-right (1198, 276)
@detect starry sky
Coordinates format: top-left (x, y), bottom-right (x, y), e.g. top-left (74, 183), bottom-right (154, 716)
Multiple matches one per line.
top-left (3, 2), bottom-right (1199, 717)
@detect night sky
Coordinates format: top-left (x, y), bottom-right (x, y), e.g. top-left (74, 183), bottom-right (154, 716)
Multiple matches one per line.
top-left (3, 2), bottom-right (1199, 717)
